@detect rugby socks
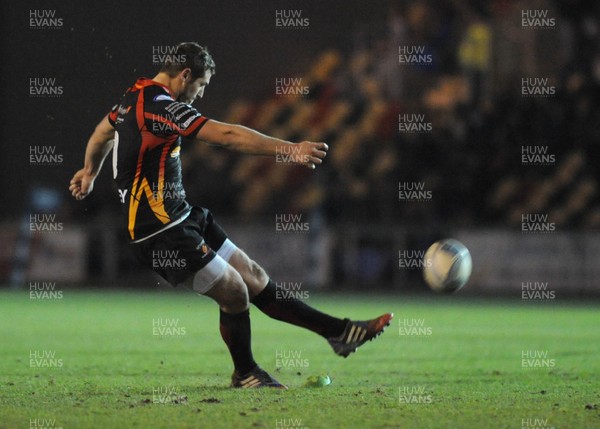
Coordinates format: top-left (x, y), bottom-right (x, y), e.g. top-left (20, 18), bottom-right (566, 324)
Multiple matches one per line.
top-left (219, 309), bottom-right (257, 375)
top-left (251, 279), bottom-right (347, 338)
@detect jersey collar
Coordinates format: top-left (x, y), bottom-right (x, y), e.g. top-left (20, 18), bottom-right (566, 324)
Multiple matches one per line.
top-left (134, 77), bottom-right (176, 98)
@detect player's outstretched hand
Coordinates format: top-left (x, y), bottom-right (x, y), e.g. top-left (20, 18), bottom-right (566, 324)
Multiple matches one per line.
top-left (297, 141), bottom-right (328, 169)
top-left (69, 168), bottom-right (95, 200)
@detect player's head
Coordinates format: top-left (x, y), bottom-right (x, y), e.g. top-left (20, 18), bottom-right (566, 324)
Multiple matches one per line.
top-left (160, 42), bottom-right (216, 104)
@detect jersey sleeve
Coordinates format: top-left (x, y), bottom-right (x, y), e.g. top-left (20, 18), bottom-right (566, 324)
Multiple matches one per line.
top-left (107, 104), bottom-right (119, 127)
top-left (107, 87), bottom-right (132, 127)
top-left (145, 95), bottom-right (210, 139)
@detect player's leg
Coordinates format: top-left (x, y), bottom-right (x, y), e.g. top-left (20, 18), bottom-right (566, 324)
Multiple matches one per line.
top-left (226, 247), bottom-right (348, 338)
top-left (183, 259), bottom-right (285, 388)
top-left (200, 207), bottom-right (393, 358)
top-left (227, 248), bottom-right (393, 357)
top-left (135, 207), bottom-right (284, 388)
top-left (192, 259), bottom-right (255, 375)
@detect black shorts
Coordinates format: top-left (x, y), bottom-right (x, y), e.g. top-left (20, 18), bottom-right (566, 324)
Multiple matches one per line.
top-left (131, 207), bottom-right (232, 288)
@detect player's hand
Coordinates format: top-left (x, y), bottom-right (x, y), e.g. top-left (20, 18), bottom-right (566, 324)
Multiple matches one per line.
top-left (69, 168), bottom-right (96, 200)
top-left (296, 141), bottom-right (328, 169)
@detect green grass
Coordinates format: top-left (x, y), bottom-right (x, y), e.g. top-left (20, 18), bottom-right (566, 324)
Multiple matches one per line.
top-left (0, 290), bottom-right (599, 429)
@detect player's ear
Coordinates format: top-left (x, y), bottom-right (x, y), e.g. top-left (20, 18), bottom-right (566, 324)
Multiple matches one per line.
top-left (181, 68), bottom-right (192, 82)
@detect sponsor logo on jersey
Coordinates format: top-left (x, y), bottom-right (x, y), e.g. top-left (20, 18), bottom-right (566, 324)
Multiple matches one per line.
top-left (113, 105), bottom-right (131, 124)
top-left (196, 241), bottom-right (210, 257)
top-left (154, 94), bottom-right (174, 102)
top-left (170, 146), bottom-right (181, 158)
top-left (118, 189), bottom-right (128, 203)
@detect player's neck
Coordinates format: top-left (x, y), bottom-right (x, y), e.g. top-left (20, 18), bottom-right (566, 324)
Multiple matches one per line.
top-left (152, 73), bottom-right (180, 98)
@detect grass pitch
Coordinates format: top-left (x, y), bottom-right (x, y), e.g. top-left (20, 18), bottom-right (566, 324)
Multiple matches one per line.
top-left (0, 289), bottom-right (599, 429)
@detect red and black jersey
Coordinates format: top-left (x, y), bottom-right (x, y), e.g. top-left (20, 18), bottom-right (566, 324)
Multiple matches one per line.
top-left (108, 78), bottom-right (209, 242)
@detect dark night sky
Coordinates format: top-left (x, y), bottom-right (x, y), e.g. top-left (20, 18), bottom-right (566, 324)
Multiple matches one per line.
top-left (0, 0), bottom-right (383, 217)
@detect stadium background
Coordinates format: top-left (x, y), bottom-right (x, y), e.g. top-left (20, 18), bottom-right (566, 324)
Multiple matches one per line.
top-left (1, 0), bottom-right (599, 294)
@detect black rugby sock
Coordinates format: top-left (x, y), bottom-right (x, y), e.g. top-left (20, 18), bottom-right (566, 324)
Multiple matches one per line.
top-left (251, 280), bottom-right (347, 338)
top-left (219, 309), bottom-right (257, 375)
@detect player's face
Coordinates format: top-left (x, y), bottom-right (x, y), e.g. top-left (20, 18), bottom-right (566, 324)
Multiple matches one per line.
top-left (179, 70), bottom-right (212, 104)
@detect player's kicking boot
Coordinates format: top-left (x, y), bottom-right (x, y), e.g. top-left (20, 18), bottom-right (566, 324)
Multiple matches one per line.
top-left (327, 313), bottom-right (393, 358)
top-left (231, 365), bottom-right (288, 389)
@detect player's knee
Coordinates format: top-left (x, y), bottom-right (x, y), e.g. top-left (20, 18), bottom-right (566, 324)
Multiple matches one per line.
top-left (219, 268), bottom-right (249, 313)
top-left (247, 259), bottom-right (268, 287)
top-left (240, 259), bottom-right (269, 296)
top-left (229, 249), bottom-right (268, 293)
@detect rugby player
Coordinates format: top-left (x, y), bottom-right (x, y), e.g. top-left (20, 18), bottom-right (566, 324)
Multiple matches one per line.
top-left (69, 42), bottom-right (392, 388)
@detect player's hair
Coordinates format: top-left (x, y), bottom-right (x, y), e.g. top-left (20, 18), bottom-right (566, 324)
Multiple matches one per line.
top-left (160, 42), bottom-right (216, 80)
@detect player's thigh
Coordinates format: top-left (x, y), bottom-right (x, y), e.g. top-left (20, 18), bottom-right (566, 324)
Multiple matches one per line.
top-left (201, 263), bottom-right (249, 312)
top-left (195, 206), bottom-right (268, 297)
top-left (132, 211), bottom-right (229, 288)
top-left (132, 220), bottom-right (217, 288)
top-left (176, 249), bottom-right (250, 313)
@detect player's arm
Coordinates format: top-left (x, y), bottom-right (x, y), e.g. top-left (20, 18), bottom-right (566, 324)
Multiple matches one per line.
top-left (69, 115), bottom-right (115, 200)
top-left (195, 120), bottom-right (328, 169)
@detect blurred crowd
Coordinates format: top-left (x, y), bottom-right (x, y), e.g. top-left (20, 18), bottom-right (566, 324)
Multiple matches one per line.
top-left (183, 0), bottom-right (600, 229)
